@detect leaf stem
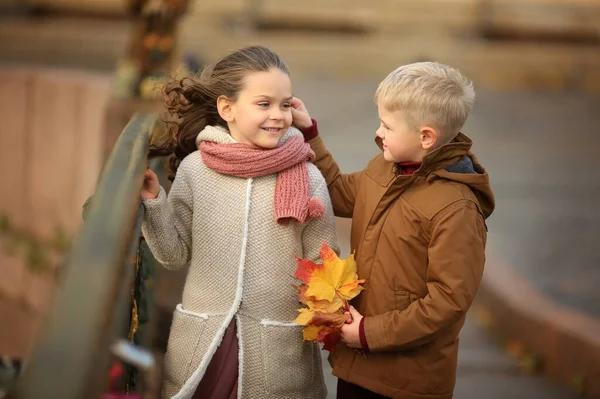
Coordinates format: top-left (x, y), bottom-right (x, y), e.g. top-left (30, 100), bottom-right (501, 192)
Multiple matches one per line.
top-left (335, 290), bottom-right (350, 312)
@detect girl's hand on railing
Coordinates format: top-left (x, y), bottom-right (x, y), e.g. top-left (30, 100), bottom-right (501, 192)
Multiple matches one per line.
top-left (141, 169), bottom-right (160, 200)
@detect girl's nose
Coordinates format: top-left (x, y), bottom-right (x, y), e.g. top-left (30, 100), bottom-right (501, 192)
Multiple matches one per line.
top-left (270, 108), bottom-right (284, 120)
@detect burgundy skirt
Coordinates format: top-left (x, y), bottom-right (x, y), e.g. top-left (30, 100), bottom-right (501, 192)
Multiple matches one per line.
top-left (192, 319), bottom-right (239, 399)
top-left (337, 379), bottom-right (391, 399)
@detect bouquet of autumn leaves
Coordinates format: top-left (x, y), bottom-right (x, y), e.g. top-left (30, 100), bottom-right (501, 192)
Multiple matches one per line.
top-left (292, 243), bottom-right (365, 352)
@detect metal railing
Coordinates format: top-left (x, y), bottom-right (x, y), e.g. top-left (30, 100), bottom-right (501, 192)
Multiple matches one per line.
top-left (15, 113), bottom-right (158, 398)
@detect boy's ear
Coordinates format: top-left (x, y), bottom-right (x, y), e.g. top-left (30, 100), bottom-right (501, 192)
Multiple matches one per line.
top-left (420, 126), bottom-right (438, 150)
top-left (217, 95), bottom-right (235, 122)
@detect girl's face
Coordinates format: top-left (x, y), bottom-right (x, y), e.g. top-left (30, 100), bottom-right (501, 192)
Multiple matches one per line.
top-left (222, 68), bottom-right (293, 148)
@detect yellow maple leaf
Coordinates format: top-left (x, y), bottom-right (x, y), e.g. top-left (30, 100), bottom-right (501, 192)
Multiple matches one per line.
top-left (293, 308), bottom-right (315, 325)
top-left (307, 297), bottom-right (345, 314)
top-left (292, 242), bottom-right (366, 351)
top-left (301, 244), bottom-right (365, 303)
top-left (302, 325), bottom-right (324, 341)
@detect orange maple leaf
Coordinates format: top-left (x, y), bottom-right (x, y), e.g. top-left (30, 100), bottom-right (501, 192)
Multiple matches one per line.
top-left (292, 242), bottom-right (365, 352)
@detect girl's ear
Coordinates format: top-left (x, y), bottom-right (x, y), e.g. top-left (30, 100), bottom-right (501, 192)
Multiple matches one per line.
top-left (217, 95), bottom-right (235, 122)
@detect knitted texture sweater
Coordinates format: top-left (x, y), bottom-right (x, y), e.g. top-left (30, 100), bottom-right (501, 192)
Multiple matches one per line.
top-left (141, 125), bottom-right (339, 399)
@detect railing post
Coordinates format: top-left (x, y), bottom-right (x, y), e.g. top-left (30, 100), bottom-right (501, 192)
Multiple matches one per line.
top-left (14, 113), bottom-right (157, 399)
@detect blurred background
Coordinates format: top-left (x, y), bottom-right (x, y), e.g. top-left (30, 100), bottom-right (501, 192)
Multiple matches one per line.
top-left (0, 0), bottom-right (598, 398)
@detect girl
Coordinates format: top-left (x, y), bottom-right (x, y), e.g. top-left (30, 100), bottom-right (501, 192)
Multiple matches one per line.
top-left (141, 46), bottom-right (339, 399)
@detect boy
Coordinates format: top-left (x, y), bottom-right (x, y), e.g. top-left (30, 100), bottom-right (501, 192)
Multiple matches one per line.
top-left (292, 62), bottom-right (495, 399)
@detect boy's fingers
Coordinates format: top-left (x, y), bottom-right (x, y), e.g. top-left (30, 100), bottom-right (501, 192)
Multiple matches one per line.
top-left (291, 97), bottom-right (305, 110)
top-left (348, 306), bottom-right (360, 317)
top-left (344, 311), bottom-right (353, 323)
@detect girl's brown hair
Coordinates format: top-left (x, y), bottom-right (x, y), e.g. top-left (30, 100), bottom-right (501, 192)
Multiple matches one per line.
top-left (149, 46), bottom-right (290, 179)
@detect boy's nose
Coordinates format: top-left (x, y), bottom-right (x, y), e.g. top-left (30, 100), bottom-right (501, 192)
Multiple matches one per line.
top-left (376, 127), bottom-right (384, 138)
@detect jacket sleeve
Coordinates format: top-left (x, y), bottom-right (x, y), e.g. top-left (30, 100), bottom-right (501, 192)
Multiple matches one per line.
top-left (141, 169), bottom-right (193, 270)
top-left (364, 200), bottom-right (487, 352)
top-left (301, 173), bottom-right (341, 262)
top-left (308, 136), bottom-right (363, 218)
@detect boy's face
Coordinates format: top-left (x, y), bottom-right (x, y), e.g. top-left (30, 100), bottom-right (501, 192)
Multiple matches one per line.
top-left (376, 105), bottom-right (428, 163)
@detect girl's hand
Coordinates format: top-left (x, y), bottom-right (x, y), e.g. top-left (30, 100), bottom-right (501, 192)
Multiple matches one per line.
top-left (291, 97), bottom-right (313, 129)
top-left (141, 169), bottom-right (160, 200)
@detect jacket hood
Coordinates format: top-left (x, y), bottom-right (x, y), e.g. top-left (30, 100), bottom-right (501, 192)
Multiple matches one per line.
top-left (375, 133), bottom-right (495, 218)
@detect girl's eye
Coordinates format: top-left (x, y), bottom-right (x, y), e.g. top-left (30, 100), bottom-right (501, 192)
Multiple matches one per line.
top-left (281, 103), bottom-right (291, 109)
top-left (258, 102), bottom-right (269, 108)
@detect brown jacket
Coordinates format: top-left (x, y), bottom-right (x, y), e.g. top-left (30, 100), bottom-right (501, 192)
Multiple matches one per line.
top-left (309, 133), bottom-right (495, 399)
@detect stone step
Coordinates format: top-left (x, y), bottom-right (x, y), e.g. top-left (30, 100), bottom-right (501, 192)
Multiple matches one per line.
top-left (178, 21), bottom-right (600, 92)
top-left (482, 0), bottom-right (600, 38)
top-left (186, 0), bottom-right (600, 38)
top-left (1, 14), bottom-right (599, 93)
top-left (25, 0), bottom-right (128, 15)
top-left (253, 0), bottom-right (480, 34)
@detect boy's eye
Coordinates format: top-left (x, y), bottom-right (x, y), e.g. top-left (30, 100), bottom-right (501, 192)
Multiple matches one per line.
top-left (281, 103), bottom-right (291, 109)
top-left (258, 102), bottom-right (269, 108)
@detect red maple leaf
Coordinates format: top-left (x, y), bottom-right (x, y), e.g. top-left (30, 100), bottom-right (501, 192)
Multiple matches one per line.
top-left (316, 326), bottom-right (342, 352)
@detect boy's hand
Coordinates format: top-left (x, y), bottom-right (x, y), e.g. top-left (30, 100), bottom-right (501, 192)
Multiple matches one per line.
top-left (141, 169), bottom-right (160, 200)
top-left (291, 97), bottom-right (313, 129)
top-left (341, 306), bottom-right (363, 349)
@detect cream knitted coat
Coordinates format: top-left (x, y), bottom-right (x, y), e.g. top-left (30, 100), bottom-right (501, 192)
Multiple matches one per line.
top-left (142, 125), bottom-right (340, 399)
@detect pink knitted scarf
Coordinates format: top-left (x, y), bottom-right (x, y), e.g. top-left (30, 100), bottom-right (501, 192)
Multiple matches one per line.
top-left (199, 135), bottom-right (324, 225)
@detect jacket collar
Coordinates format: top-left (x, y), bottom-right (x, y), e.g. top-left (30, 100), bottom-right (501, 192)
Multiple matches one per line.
top-left (369, 133), bottom-right (473, 186)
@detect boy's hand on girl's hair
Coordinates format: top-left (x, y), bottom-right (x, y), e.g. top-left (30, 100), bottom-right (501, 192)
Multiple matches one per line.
top-left (141, 169), bottom-right (160, 200)
top-left (340, 306), bottom-right (363, 349)
top-left (291, 97), bottom-right (313, 130)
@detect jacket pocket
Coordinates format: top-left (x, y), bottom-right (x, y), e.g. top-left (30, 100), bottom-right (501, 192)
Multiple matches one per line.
top-left (260, 320), bottom-right (324, 397)
top-left (394, 289), bottom-right (411, 311)
top-left (162, 304), bottom-right (208, 396)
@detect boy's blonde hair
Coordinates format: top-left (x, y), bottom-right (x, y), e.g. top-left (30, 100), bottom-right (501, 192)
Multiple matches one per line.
top-left (374, 62), bottom-right (475, 144)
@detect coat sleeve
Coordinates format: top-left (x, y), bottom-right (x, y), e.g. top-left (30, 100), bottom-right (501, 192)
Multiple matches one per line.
top-left (301, 172), bottom-right (341, 262)
top-left (364, 200), bottom-right (487, 352)
top-left (141, 169), bottom-right (193, 270)
top-left (308, 136), bottom-right (363, 218)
